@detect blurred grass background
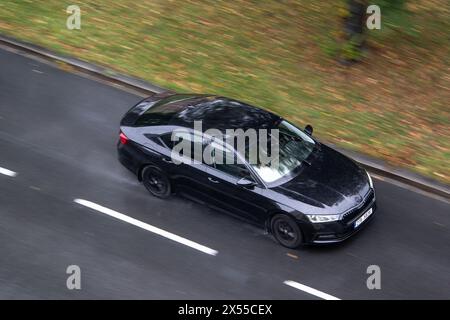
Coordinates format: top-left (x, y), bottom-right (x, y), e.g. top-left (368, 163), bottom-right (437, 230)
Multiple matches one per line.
top-left (0, 0), bottom-right (448, 183)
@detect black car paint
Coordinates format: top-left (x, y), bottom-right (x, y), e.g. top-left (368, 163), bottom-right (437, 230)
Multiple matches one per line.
top-left (118, 93), bottom-right (376, 244)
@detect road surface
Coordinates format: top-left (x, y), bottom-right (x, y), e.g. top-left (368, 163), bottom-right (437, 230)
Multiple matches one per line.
top-left (0, 45), bottom-right (449, 299)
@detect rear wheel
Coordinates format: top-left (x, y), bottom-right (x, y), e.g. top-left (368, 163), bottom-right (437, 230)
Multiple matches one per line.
top-left (271, 214), bottom-right (303, 248)
top-left (142, 166), bottom-right (171, 199)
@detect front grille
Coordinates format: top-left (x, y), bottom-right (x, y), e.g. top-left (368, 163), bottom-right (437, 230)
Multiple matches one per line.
top-left (341, 190), bottom-right (374, 223)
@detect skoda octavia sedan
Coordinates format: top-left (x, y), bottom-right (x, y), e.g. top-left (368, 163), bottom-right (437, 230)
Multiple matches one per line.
top-left (117, 92), bottom-right (376, 248)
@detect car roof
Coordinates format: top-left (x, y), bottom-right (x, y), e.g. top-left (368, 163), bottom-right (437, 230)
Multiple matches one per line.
top-left (138, 94), bottom-right (281, 132)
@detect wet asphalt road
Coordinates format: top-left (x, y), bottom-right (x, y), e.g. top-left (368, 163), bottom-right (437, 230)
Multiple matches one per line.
top-left (0, 45), bottom-right (449, 299)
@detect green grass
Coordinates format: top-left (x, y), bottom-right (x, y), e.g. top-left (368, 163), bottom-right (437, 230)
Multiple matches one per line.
top-left (0, 0), bottom-right (448, 183)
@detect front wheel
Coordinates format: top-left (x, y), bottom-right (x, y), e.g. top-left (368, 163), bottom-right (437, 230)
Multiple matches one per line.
top-left (270, 214), bottom-right (303, 248)
top-left (142, 165), bottom-right (171, 199)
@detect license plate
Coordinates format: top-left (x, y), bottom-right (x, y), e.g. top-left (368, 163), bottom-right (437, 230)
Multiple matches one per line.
top-left (354, 208), bottom-right (373, 229)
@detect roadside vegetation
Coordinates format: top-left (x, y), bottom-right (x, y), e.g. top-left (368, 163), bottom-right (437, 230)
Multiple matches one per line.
top-left (0, 0), bottom-right (448, 183)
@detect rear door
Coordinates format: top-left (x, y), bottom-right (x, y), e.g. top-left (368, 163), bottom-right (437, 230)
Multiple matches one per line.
top-left (159, 131), bottom-right (215, 204)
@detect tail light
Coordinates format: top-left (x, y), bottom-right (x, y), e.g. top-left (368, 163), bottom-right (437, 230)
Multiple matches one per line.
top-left (119, 131), bottom-right (129, 145)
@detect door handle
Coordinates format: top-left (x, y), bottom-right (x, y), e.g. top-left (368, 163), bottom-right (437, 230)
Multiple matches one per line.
top-left (162, 158), bottom-right (173, 164)
top-left (208, 177), bottom-right (220, 184)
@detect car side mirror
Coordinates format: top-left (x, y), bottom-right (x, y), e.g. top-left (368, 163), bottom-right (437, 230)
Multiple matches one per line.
top-left (237, 177), bottom-right (257, 189)
top-left (304, 124), bottom-right (313, 136)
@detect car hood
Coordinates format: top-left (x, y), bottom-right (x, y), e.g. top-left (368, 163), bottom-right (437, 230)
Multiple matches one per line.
top-left (273, 144), bottom-right (370, 215)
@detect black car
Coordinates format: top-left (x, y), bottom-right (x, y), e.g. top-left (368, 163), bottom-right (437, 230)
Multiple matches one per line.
top-left (117, 92), bottom-right (376, 248)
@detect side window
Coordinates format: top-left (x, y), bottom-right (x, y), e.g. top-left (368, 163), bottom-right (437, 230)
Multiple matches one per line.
top-left (144, 134), bottom-right (165, 147)
top-left (210, 143), bottom-right (252, 179)
top-left (160, 133), bottom-right (175, 149)
top-left (161, 132), bottom-right (208, 162)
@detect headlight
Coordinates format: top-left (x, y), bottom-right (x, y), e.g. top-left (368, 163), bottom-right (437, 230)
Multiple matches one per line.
top-left (306, 214), bottom-right (340, 223)
top-left (366, 170), bottom-right (374, 189)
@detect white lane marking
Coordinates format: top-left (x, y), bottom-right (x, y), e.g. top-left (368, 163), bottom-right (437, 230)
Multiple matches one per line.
top-left (0, 167), bottom-right (17, 177)
top-left (284, 280), bottom-right (341, 300)
top-left (74, 199), bottom-right (218, 256)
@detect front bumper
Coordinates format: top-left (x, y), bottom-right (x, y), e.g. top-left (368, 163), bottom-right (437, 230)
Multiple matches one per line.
top-left (301, 191), bottom-right (377, 244)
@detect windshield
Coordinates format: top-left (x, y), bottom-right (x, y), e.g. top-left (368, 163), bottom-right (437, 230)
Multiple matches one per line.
top-left (249, 120), bottom-right (316, 184)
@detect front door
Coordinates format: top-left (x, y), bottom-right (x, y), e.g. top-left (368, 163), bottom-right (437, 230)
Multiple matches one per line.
top-left (203, 142), bottom-right (268, 225)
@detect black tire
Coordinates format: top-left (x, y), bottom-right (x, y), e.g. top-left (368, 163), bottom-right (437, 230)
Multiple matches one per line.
top-left (270, 214), bottom-right (303, 248)
top-left (142, 165), bottom-right (171, 199)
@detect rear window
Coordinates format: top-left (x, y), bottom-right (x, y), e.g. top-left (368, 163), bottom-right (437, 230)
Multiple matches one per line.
top-left (134, 95), bottom-right (196, 127)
